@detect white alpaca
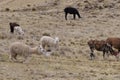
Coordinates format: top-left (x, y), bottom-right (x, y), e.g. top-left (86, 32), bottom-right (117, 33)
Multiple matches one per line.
top-left (14, 26), bottom-right (24, 35)
top-left (40, 36), bottom-right (59, 56)
top-left (9, 42), bottom-right (45, 63)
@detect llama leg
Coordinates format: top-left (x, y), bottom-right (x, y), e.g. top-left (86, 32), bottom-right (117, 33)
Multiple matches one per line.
top-left (106, 51), bottom-right (110, 58)
top-left (115, 55), bottom-right (119, 61)
top-left (73, 14), bottom-right (76, 19)
top-left (115, 51), bottom-right (120, 61)
top-left (90, 49), bottom-right (95, 60)
top-left (77, 12), bottom-right (81, 18)
top-left (103, 51), bottom-right (106, 59)
top-left (65, 12), bottom-right (68, 20)
top-left (10, 26), bottom-right (14, 33)
top-left (90, 52), bottom-right (95, 60)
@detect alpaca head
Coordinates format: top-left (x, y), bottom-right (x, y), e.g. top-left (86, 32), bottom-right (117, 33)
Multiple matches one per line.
top-left (37, 45), bottom-right (46, 55)
top-left (55, 37), bottom-right (59, 43)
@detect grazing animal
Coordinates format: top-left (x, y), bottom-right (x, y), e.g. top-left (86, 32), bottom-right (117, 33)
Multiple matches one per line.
top-left (64, 7), bottom-right (82, 20)
top-left (106, 37), bottom-right (120, 52)
top-left (9, 42), bottom-right (45, 63)
top-left (87, 39), bottom-right (114, 60)
top-left (40, 36), bottom-right (59, 55)
top-left (9, 22), bottom-right (20, 33)
top-left (106, 37), bottom-right (120, 60)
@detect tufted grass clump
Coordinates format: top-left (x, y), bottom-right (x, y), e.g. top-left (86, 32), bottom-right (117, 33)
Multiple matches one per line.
top-left (42, 32), bottom-right (51, 36)
top-left (5, 8), bottom-right (10, 11)
top-left (32, 8), bottom-right (36, 11)
top-left (0, 33), bottom-right (8, 39)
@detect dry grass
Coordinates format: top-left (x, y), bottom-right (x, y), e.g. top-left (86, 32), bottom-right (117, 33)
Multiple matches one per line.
top-left (0, 0), bottom-right (120, 80)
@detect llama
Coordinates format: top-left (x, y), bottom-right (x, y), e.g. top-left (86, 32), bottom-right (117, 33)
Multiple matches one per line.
top-left (88, 39), bottom-right (114, 60)
top-left (64, 7), bottom-right (82, 20)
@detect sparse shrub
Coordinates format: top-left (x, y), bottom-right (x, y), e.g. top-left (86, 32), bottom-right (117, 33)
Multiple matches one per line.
top-left (17, 36), bottom-right (24, 40)
top-left (70, 41), bottom-right (75, 45)
top-left (42, 32), bottom-right (50, 36)
top-left (98, 0), bottom-right (104, 2)
top-left (53, 2), bottom-right (57, 6)
top-left (51, 52), bottom-right (60, 56)
top-left (0, 32), bottom-right (7, 39)
top-left (5, 8), bottom-right (10, 11)
top-left (27, 4), bottom-right (31, 7)
top-left (32, 8), bottom-right (36, 11)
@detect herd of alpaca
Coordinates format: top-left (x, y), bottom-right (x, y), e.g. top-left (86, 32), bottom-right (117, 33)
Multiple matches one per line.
top-left (7, 7), bottom-right (120, 63)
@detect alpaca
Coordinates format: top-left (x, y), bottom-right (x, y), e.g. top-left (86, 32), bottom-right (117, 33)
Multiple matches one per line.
top-left (40, 36), bottom-right (59, 55)
top-left (9, 42), bottom-right (45, 63)
top-left (64, 7), bottom-right (82, 20)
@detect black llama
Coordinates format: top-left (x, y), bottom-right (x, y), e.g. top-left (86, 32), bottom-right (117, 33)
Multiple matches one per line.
top-left (64, 7), bottom-right (82, 20)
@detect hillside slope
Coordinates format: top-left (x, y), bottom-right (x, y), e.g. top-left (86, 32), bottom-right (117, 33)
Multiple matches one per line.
top-left (0, 0), bottom-right (120, 80)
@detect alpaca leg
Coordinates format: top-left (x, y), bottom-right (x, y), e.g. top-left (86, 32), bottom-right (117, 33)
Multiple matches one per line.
top-left (23, 56), bottom-right (27, 63)
top-left (9, 55), bottom-right (14, 61)
top-left (23, 55), bottom-right (31, 63)
top-left (42, 44), bottom-right (46, 50)
top-left (9, 53), bottom-right (17, 62)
